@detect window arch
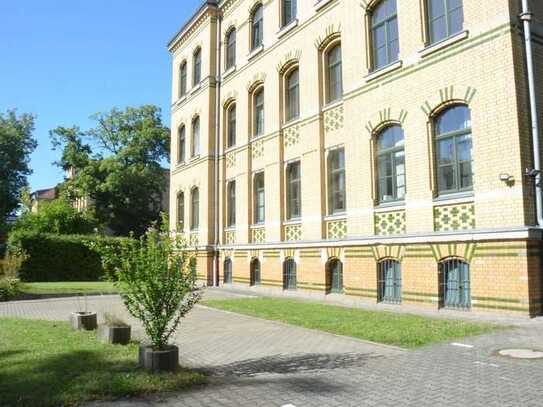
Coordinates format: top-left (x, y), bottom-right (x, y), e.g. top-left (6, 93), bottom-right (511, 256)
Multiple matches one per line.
top-left (438, 258), bottom-right (470, 310)
top-left (178, 125), bottom-right (186, 164)
top-left (285, 67), bottom-right (300, 122)
top-left (179, 61), bottom-right (187, 97)
top-left (377, 259), bottom-right (401, 303)
top-left (193, 47), bottom-right (202, 86)
top-left (223, 258), bottom-right (232, 284)
top-left (251, 4), bottom-right (264, 50)
top-left (427, 0), bottom-right (463, 45)
top-left (190, 187), bottom-right (199, 230)
top-left (283, 258), bottom-right (297, 290)
top-left (281, 0), bottom-right (297, 27)
top-left (225, 28), bottom-right (236, 70)
top-left (434, 105), bottom-right (472, 195)
top-left (250, 258), bottom-right (261, 286)
top-left (226, 103), bottom-right (236, 148)
top-left (370, 0), bottom-right (399, 71)
top-left (325, 44), bottom-right (343, 104)
top-left (376, 125), bottom-right (405, 203)
top-left (191, 116), bottom-right (200, 157)
top-left (326, 258), bottom-right (343, 294)
top-left (252, 86), bottom-right (264, 137)
top-left (176, 191), bottom-right (185, 231)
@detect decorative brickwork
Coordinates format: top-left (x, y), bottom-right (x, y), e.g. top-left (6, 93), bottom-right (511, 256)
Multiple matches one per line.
top-left (226, 151), bottom-right (236, 168)
top-left (434, 203), bottom-right (476, 232)
top-left (326, 219), bottom-right (347, 239)
top-left (283, 124), bottom-right (301, 147)
top-left (251, 227), bottom-right (266, 243)
top-left (324, 105), bottom-right (344, 133)
top-left (252, 139), bottom-right (264, 159)
top-left (225, 230), bottom-right (236, 245)
top-left (374, 210), bottom-right (406, 235)
top-left (189, 232), bottom-right (199, 246)
top-left (284, 223), bottom-right (302, 241)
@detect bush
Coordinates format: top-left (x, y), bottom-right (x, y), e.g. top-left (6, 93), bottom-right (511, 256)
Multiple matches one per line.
top-left (7, 231), bottom-right (128, 282)
top-left (0, 278), bottom-right (19, 301)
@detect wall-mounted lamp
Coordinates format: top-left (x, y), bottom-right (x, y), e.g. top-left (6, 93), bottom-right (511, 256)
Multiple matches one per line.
top-left (500, 173), bottom-right (514, 182)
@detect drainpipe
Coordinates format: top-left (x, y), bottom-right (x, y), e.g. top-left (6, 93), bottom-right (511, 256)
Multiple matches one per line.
top-left (213, 12), bottom-right (222, 286)
top-left (521, 0), bottom-right (543, 226)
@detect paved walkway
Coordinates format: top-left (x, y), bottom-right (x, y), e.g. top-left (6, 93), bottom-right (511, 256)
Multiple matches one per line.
top-left (1, 289), bottom-right (543, 406)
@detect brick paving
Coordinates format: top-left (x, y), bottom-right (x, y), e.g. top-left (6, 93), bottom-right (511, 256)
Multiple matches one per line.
top-left (1, 289), bottom-right (543, 407)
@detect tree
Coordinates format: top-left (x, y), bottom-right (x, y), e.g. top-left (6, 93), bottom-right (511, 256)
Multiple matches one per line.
top-left (51, 105), bottom-right (170, 236)
top-left (0, 110), bottom-right (37, 224)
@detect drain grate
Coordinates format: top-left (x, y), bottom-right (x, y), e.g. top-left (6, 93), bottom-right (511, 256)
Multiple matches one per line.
top-left (497, 349), bottom-right (543, 360)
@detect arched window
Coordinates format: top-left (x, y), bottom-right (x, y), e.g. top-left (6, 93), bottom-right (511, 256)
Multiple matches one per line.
top-left (190, 187), bottom-right (199, 230)
top-left (251, 4), bottom-right (264, 50)
top-left (377, 259), bottom-right (401, 303)
top-left (178, 125), bottom-right (186, 164)
top-left (326, 44), bottom-right (343, 104)
top-left (226, 29), bottom-right (236, 70)
top-left (439, 258), bottom-right (470, 310)
top-left (427, 0), bottom-right (463, 45)
top-left (253, 87), bottom-right (264, 137)
top-left (176, 191), bottom-right (184, 231)
top-left (227, 180), bottom-right (236, 227)
top-left (283, 258), bottom-right (297, 290)
top-left (253, 172), bottom-right (265, 224)
top-left (285, 68), bottom-right (299, 122)
top-left (250, 258), bottom-right (261, 286)
top-left (227, 104), bottom-right (236, 148)
top-left (193, 47), bottom-right (202, 86)
top-left (434, 105), bottom-right (472, 194)
top-left (191, 116), bottom-right (200, 157)
top-left (370, 0), bottom-right (399, 71)
top-left (376, 125), bottom-right (405, 203)
top-left (326, 258), bottom-right (343, 294)
top-left (179, 62), bottom-right (187, 97)
top-left (223, 258), bottom-right (232, 284)
top-left (282, 0), bottom-right (297, 27)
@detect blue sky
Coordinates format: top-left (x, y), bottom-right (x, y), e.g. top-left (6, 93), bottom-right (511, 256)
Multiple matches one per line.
top-left (0, 0), bottom-right (202, 192)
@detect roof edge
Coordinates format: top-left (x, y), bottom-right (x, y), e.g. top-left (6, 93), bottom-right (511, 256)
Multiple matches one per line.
top-left (167, 0), bottom-right (219, 52)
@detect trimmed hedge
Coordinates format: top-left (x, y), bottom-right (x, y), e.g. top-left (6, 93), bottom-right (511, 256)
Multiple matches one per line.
top-left (7, 231), bottom-right (128, 282)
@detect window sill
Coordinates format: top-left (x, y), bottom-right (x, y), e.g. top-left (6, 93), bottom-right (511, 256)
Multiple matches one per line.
top-left (224, 145), bottom-right (237, 154)
top-left (190, 154), bottom-right (201, 162)
top-left (419, 30), bottom-right (469, 58)
top-left (190, 83), bottom-right (202, 94)
top-left (314, 0), bottom-right (335, 12)
top-left (433, 191), bottom-right (474, 205)
top-left (175, 95), bottom-right (187, 106)
top-left (364, 60), bottom-right (402, 82)
top-left (222, 65), bottom-right (236, 79)
top-left (374, 201), bottom-right (406, 212)
top-left (322, 98), bottom-right (344, 113)
top-left (283, 219), bottom-right (302, 225)
top-left (224, 226), bottom-right (236, 232)
top-left (247, 45), bottom-right (264, 60)
top-left (282, 117), bottom-right (301, 129)
top-left (324, 213), bottom-right (346, 221)
top-left (175, 160), bottom-right (187, 168)
top-left (251, 133), bottom-right (265, 141)
top-left (277, 19), bottom-right (298, 39)
top-left (190, 229), bottom-right (199, 233)
top-left (250, 223), bottom-right (265, 229)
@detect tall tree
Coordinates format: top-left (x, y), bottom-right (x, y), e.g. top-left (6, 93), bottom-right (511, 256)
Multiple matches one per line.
top-left (51, 105), bottom-right (170, 236)
top-left (0, 110), bottom-right (37, 224)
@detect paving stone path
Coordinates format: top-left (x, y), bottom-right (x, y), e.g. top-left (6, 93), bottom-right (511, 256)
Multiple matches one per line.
top-left (1, 289), bottom-right (542, 407)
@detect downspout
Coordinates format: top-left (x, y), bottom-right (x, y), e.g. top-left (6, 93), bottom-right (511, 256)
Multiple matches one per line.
top-left (521, 0), bottom-right (543, 226)
top-left (213, 12), bottom-right (222, 286)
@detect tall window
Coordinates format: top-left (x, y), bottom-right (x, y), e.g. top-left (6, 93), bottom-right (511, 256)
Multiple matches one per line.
top-left (253, 88), bottom-right (264, 137)
top-left (427, 0), bottom-right (464, 44)
top-left (253, 172), bottom-right (265, 224)
top-left (250, 258), bottom-right (261, 286)
top-left (227, 104), bottom-right (236, 148)
top-left (326, 44), bottom-right (343, 104)
top-left (378, 259), bottom-right (402, 304)
top-left (376, 125), bottom-right (405, 203)
top-left (223, 258), bottom-right (232, 284)
top-left (226, 29), bottom-right (236, 70)
top-left (176, 192), bottom-right (184, 231)
top-left (179, 62), bottom-right (187, 97)
top-left (178, 125), bottom-right (186, 164)
top-left (190, 187), bottom-right (199, 230)
top-left (371, 0), bottom-right (399, 70)
top-left (439, 258), bottom-right (470, 310)
top-left (283, 258), bottom-right (297, 290)
top-left (435, 105), bottom-right (472, 194)
top-left (286, 68), bottom-right (300, 122)
top-left (286, 161), bottom-right (301, 220)
top-left (251, 4), bottom-right (264, 50)
top-left (282, 0), bottom-right (297, 27)
top-left (326, 259), bottom-right (343, 294)
top-left (227, 180), bottom-right (236, 227)
top-left (193, 48), bottom-right (201, 86)
top-left (191, 116), bottom-right (200, 157)
top-left (327, 148), bottom-right (346, 214)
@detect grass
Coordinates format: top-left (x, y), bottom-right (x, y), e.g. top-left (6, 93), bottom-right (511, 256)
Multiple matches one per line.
top-left (204, 297), bottom-right (501, 349)
top-left (19, 281), bottom-right (118, 296)
top-left (0, 318), bottom-right (205, 407)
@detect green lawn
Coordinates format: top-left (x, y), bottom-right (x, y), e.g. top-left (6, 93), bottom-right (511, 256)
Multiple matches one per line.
top-left (20, 281), bottom-right (117, 295)
top-left (204, 297), bottom-right (501, 348)
top-left (0, 318), bottom-right (204, 407)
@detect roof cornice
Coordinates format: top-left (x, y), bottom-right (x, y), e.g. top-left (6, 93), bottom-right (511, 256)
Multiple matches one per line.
top-left (167, 1), bottom-right (219, 53)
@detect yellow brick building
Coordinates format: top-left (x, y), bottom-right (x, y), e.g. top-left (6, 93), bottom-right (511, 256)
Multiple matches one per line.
top-left (168, 0), bottom-right (543, 316)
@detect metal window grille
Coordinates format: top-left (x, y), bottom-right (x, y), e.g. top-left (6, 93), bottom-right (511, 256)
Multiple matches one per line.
top-left (283, 259), bottom-right (297, 290)
top-left (250, 259), bottom-right (261, 286)
top-left (439, 258), bottom-right (471, 310)
top-left (377, 259), bottom-right (402, 304)
top-left (223, 259), bottom-right (232, 284)
top-left (326, 259), bottom-right (343, 294)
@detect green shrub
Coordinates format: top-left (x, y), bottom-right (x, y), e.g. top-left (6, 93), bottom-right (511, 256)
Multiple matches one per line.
top-left (0, 278), bottom-right (19, 301)
top-left (7, 231), bottom-right (128, 282)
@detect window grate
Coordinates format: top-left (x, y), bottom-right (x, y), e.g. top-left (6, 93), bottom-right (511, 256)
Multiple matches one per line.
top-left (439, 258), bottom-right (471, 310)
top-left (378, 259), bottom-right (402, 304)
